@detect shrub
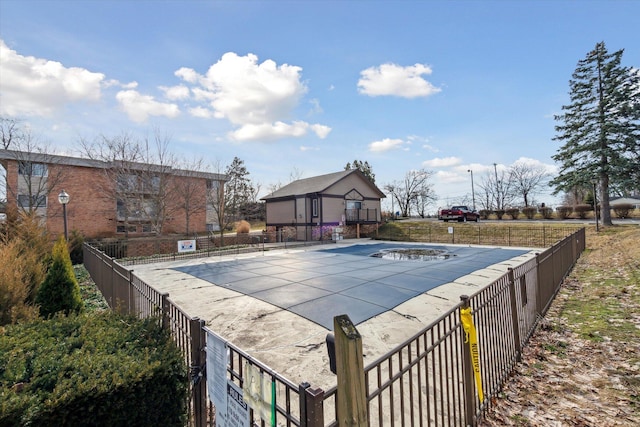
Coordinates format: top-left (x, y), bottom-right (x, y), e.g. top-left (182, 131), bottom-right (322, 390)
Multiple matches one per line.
top-left (493, 209), bottom-right (505, 220)
top-left (522, 206), bottom-right (537, 219)
top-left (574, 204), bottom-right (592, 219)
top-left (235, 219), bottom-right (251, 233)
top-left (478, 210), bottom-right (491, 220)
top-left (612, 203), bottom-right (634, 219)
top-left (540, 206), bottom-right (554, 219)
top-left (0, 313), bottom-right (188, 426)
top-left (68, 229), bottom-right (84, 265)
top-left (556, 206), bottom-right (573, 219)
top-left (505, 208), bottom-right (520, 220)
top-left (35, 236), bottom-right (83, 318)
top-left (0, 240), bottom-right (42, 325)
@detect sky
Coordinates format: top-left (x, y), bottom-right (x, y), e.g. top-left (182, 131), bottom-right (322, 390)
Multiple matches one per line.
top-left (1, 0), bottom-right (638, 213)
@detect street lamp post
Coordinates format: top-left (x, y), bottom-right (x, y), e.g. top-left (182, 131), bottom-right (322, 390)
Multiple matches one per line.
top-left (58, 189), bottom-right (70, 241)
top-left (467, 169), bottom-right (476, 211)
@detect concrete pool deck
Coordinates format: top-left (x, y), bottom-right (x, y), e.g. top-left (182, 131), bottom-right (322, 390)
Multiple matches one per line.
top-left (129, 239), bottom-right (536, 390)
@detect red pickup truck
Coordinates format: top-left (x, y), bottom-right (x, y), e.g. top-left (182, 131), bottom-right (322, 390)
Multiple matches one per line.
top-left (438, 205), bottom-right (480, 222)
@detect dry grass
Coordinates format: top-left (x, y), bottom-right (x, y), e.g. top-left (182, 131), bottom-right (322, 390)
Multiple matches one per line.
top-left (480, 225), bottom-right (640, 426)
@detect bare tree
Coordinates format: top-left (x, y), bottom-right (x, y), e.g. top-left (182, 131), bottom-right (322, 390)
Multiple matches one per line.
top-left (508, 162), bottom-right (550, 207)
top-left (79, 132), bottom-right (143, 237)
top-left (208, 160), bottom-right (234, 243)
top-left (1, 117), bottom-right (24, 149)
top-left (384, 169), bottom-right (435, 217)
top-left (0, 123), bottom-right (67, 215)
top-left (173, 156), bottom-right (209, 235)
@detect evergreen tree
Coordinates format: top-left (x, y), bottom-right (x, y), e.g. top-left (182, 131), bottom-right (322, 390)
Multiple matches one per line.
top-left (224, 157), bottom-right (255, 220)
top-left (552, 42), bottom-right (640, 226)
top-left (345, 160), bottom-right (376, 183)
top-left (36, 236), bottom-right (83, 317)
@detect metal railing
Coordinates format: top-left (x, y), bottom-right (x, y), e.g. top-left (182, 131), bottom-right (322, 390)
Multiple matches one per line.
top-left (83, 226), bottom-right (585, 426)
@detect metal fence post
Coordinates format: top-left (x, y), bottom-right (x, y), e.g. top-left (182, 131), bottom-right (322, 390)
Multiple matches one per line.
top-left (190, 318), bottom-right (207, 427)
top-left (507, 268), bottom-right (522, 362)
top-left (534, 253), bottom-right (543, 316)
top-left (299, 382), bottom-right (325, 427)
top-left (460, 295), bottom-right (476, 426)
top-left (161, 293), bottom-right (170, 330)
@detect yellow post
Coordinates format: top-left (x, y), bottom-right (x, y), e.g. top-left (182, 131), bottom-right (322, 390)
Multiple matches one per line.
top-left (334, 315), bottom-right (367, 426)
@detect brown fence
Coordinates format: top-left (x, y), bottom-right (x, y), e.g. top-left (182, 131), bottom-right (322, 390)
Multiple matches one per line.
top-left (83, 226), bottom-right (585, 426)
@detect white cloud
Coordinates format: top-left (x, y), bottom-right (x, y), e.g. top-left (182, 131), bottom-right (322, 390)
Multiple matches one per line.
top-left (189, 106), bottom-right (215, 119)
top-left (422, 156), bottom-right (461, 168)
top-left (176, 52), bottom-right (331, 142)
top-left (368, 138), bottom-right (407, 152)
top-left (115, 90), bottom-right (180, 122)
top-left (160, 84), bottom-right (190, 100)
top-left (0, 39), bottom-right (105, 116)
top-left (300, 145), bottom-right (319, 152)
top-left (175, 67), bottom-right (199, 84)
top-left (228, 120), bottom-right (330, 142)
top-left (435, 170), bottom-right (464, 184)
top-left (512, 156), bottom-right (558, 174)
top-left (358, 62), bottom-right (441, 98)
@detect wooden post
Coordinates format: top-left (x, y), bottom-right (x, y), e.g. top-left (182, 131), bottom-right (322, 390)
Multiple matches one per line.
top-left (334, 314), bottom-right (367, 426)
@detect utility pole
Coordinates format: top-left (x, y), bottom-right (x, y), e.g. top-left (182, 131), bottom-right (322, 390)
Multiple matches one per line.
top-left (467, 169), bottom-right (476, 211)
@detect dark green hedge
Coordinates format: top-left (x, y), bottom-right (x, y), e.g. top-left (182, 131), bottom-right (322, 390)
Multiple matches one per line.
top-left (0, 313), bottom-right (187, 426)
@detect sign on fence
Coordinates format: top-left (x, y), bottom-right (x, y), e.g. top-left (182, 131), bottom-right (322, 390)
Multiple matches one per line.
top-left (243, 363), bottom-right (274, 426)
top-left (460, 307), bottom-right (484, 403)
top-left (225, 381), bottom-right (250, 427)
top-left (177, 239), bottom-right (196, 253)
top-left (207, 332), bottom-right (228, 418)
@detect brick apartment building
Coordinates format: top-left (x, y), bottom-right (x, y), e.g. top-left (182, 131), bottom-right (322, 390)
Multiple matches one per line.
top-left (0, 149), bottom-right (227, 239)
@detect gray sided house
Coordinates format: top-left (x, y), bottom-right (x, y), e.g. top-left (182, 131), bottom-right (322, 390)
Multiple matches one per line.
top-left (261, 169), bottom-right (385, 241)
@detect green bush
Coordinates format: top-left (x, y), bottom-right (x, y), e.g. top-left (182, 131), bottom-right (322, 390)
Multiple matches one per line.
top-left (0, 313), bottom-right (188, 426)
top-left (35, 236), bottom-right (83, 318)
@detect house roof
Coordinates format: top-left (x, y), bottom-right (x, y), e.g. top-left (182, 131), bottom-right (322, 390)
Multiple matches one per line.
top-left (261, 169), bottom-right (386, 200)
top-left (0, 149), bottom-right (227, 181)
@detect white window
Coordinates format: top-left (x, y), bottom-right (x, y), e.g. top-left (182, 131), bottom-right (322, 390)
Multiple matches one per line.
top-left (312, 198), bottom-right (318, 217)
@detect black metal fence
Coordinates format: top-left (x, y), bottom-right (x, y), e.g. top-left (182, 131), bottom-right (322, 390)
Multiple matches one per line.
top-left (83, 226), bottom-right (585, 426)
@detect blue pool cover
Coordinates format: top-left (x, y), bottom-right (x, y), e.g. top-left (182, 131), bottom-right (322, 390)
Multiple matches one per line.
top-left (172, 243), bottom-right (529, 330)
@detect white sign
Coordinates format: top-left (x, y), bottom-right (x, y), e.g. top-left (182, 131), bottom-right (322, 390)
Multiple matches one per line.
top-left (206, 332), bottom-right (228, 420)
top-left (243, 363), bottom-right (273, 425)
top-left (448, 227), bottom-right (454, 234)
top-left (225, 381), bottom-right (250, 427)
top-left (178, 239), bottom-right (196, 253)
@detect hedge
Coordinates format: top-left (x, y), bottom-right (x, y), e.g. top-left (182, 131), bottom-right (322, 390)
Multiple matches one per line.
top-left (0, 313), bottom-right (187, 426)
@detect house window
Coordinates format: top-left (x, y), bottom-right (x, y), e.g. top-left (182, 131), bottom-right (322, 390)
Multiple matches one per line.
top-left (116, 225), bottom-right (137, 233)
top-left (141, 224), bottom-right (153, 233)
top-left (346, 200), bottom-right (362, 210)
top-left (18, 194), bottom-right (47, 208)
top-left (18, 162), bottom-right (47, 177)
top-left (312, 198), bottom-right (318, 217)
